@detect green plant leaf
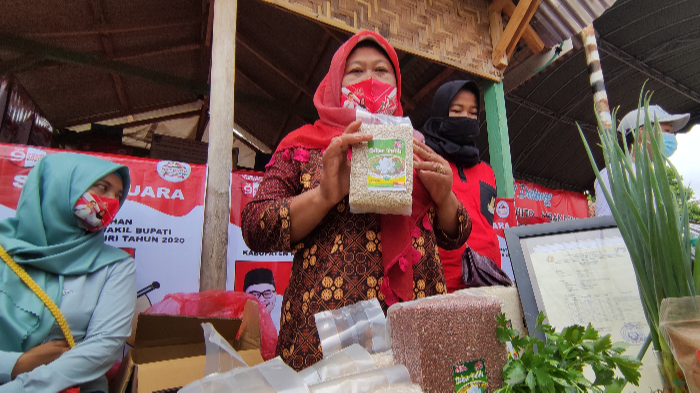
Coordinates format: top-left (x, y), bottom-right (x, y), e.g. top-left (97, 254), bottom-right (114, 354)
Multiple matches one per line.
top-left (525, 370), bottom-right (536, 391)
top-left (582, 324), bottom-right (599, 340)
top-left (603, 379), bottom-right (627, 393)
top-left (609, 342), bottom-right (629, 354)
top-left (592, 364), bottom-right (615, 386)
top-left (611, 356), bottom-right (642, 385)
top-left (594, 335), bottom-right (613, 353)
top-left (535, 312), bottom-right (546, 327)
top-left (533, 368), bottom-right (553, 390)
top-left (503, 361), bottom-right (527, 385)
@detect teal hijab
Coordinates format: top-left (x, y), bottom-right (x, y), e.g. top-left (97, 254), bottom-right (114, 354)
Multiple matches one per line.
top-left (0, 153), bottom-right (131, 352)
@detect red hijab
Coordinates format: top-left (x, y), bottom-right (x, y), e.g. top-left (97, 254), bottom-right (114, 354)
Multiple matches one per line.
top-left (276, 31), bottom-right (434, 305)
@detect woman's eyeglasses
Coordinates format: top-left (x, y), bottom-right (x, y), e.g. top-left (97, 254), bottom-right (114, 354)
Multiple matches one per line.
top-left (248, 290), bottom-right (275, 300)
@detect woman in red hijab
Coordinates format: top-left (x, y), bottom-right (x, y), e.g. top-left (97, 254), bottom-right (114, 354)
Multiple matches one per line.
top-left (241, 30), bottom-right (471, 371)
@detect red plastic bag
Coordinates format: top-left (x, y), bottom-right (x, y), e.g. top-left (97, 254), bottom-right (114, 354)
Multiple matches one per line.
top-left (145, 290), bottom-right (277, 360)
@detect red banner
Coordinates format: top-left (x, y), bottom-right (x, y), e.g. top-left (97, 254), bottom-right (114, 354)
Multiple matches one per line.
top-left (493, 198), bottom-right (518, 280)
top-left (0, 143), bottom-right (207, 304)
top-left (513, 180), bottom-right (588, 226)
top-left (230, 170), bottom-right (263, 227)
top-left (227, 170), bottom-right (293, 333)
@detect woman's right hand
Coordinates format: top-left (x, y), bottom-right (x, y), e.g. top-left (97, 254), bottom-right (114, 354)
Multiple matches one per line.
top-left (318, 119), bottom-right (372, 209)
top-left (289, 119), bottom-right (371, 244)
top-left (11, 340), bottom-right (70, 379)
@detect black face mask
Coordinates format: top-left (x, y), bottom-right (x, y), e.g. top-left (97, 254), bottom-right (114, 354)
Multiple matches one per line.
top-left (423, 117), bottom-right (481, 167)
top-left (438, 117), bottom-right (480, 144)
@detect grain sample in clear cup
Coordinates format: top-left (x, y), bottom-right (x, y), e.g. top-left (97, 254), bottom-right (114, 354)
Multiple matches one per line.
top-left (349, 124), bottom-right (414, 215)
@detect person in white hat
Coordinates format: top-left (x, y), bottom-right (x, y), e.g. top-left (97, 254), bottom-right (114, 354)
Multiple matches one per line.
top-left (595, 105), bottom-right (691, 216)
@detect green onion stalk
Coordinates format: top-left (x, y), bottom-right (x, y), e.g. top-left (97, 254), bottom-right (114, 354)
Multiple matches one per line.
top-left (579, 91), bottom-right (699, 389)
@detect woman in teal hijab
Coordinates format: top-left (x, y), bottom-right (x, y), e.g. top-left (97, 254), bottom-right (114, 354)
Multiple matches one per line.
top-left (0, 153), bottom-right (136, 393)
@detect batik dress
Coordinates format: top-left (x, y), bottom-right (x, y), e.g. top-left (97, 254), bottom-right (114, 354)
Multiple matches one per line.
top-left (241, 147), bottom-right (472, 371)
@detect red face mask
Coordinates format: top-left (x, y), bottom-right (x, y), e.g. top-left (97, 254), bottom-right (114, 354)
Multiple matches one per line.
top-left (341, 78), bottom-right (398, 115)
top-left (73, 192), bottom-right (121, 231)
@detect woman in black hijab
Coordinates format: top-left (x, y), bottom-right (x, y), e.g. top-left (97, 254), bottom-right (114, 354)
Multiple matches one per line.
top-left (423, 80), bottom-right (511, 291)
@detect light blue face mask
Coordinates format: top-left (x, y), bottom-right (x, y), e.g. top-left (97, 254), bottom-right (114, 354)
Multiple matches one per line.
top-left (663, 133), bottom-right (678, 157)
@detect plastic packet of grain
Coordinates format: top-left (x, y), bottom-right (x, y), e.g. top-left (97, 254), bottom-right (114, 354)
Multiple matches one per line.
top-left (315, 297), bottom-right (390, 358)
top-left (350, 123), bottom-right (414, 216)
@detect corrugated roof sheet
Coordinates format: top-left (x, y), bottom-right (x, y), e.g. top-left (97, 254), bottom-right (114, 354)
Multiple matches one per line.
top-left (531, 0), bottom-right (618, 47)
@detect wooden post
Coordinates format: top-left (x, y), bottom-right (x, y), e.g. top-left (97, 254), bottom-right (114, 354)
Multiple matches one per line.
top-left (581, 24), bottom-right (612, 131)
top-left (200, 0), bottom-right (237, 291)
top-left (484, 81), bottom-right (515, 198)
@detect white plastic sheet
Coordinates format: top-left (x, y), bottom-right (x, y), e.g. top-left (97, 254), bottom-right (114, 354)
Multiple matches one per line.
top-left (308, 365), bottom-right (412, 393)
top-left (298, 344), bottom-right (377, 386)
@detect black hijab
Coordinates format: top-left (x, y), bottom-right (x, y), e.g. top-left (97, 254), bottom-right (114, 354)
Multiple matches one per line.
top-left (423, 80), bottom-right (481, 168)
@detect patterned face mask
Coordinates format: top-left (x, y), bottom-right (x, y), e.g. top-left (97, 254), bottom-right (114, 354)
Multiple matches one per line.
top-left (73, 192), bottom-right (120, 231)
top-left (341, 78), bottom-right (398, 115)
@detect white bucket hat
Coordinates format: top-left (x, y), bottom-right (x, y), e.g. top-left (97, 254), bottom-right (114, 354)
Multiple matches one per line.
top-left (618, 105), bottom-right (691, 134)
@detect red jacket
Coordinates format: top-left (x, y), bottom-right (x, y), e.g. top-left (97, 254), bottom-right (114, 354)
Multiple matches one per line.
top-left (441, 161), bottom-right (501, 292)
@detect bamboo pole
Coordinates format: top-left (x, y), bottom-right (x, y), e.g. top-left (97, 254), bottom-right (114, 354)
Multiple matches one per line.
top-left (199, 0), bottom-right (237, 291)
top-left (581, 24), bottom-right (612, 131)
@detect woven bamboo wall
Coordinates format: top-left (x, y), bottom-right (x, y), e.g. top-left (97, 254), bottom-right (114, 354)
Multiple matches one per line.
top-left (259, 0), bottom-right (501, 81)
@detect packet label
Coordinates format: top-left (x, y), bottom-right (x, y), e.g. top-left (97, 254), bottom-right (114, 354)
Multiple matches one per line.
top-left (367, 139), bottom-right (406, 191)
top-left (453, 359), bottom-right (487, 393)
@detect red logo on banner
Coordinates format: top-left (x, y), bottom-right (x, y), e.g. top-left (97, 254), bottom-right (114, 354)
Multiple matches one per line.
top-left (493, 198), bottom-right (517, 238)
top-left (3, 145), bottom-right (47, 168)
top-left (156, 161), bottom-right (192, 183)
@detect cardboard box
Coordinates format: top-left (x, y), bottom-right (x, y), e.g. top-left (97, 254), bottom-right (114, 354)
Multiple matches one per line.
top-left (110, 300), bottom-right (264, 393)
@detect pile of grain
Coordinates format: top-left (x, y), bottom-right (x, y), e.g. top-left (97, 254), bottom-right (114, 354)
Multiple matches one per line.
top-left (455, 285), bottom-right (526, 335)
top-left (370, 350), bottom-right (395, 369)
top-left (388, 295), bottom-right (506, 392)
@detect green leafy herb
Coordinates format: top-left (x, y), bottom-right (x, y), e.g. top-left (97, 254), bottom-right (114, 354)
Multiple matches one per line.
top-left (494, 312), bottom-right (641, 393)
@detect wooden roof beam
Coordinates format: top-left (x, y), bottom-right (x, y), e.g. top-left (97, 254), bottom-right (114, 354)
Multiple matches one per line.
top-left (0, 54), bottom-right (45, 75)
top-left (195, 98), bottom-right (209, 141)
top-left (90, 0), bottom-right (130, 113)
top-left (0, 45), bottom-right (204, 73)
top-left (233, 122), bottom-right (272, 153)
top-left (401, 94), bottom-right (418, 112)
top-left (237, 70), bottom-right (317, 120)
top-left (195, 0), bottom-right (215, 142)
top-left (116, 108), bottom-right (202, 129)
top-left (494, 0), bottom-right (545, 55)
top-left (320, 25), bottom-right (347, 45)
top-left (114, 44), bottom-right (202, 62)
top-left (60, 98), bottom-right (201, 128)
top-left (403, 67), bottom-right (455, 111)
top-left (27, 18), bottom-right (205, 38)
top-left (0, 32), bottom-right (210, 95)
top-left (236, 33), bottom-right (315, 98)
top-left (598, 38), bottom-right (700, 105)
top-left (275, 32), bottom-right (331, 143)
top-left (489, 0), bottom-right (542, 69)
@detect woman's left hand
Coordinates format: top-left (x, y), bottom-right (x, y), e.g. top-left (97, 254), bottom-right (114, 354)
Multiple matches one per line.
top-left (413, 138), bottom-right (453, 207)
top-left (11, 340), bottom-right (70, 379)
